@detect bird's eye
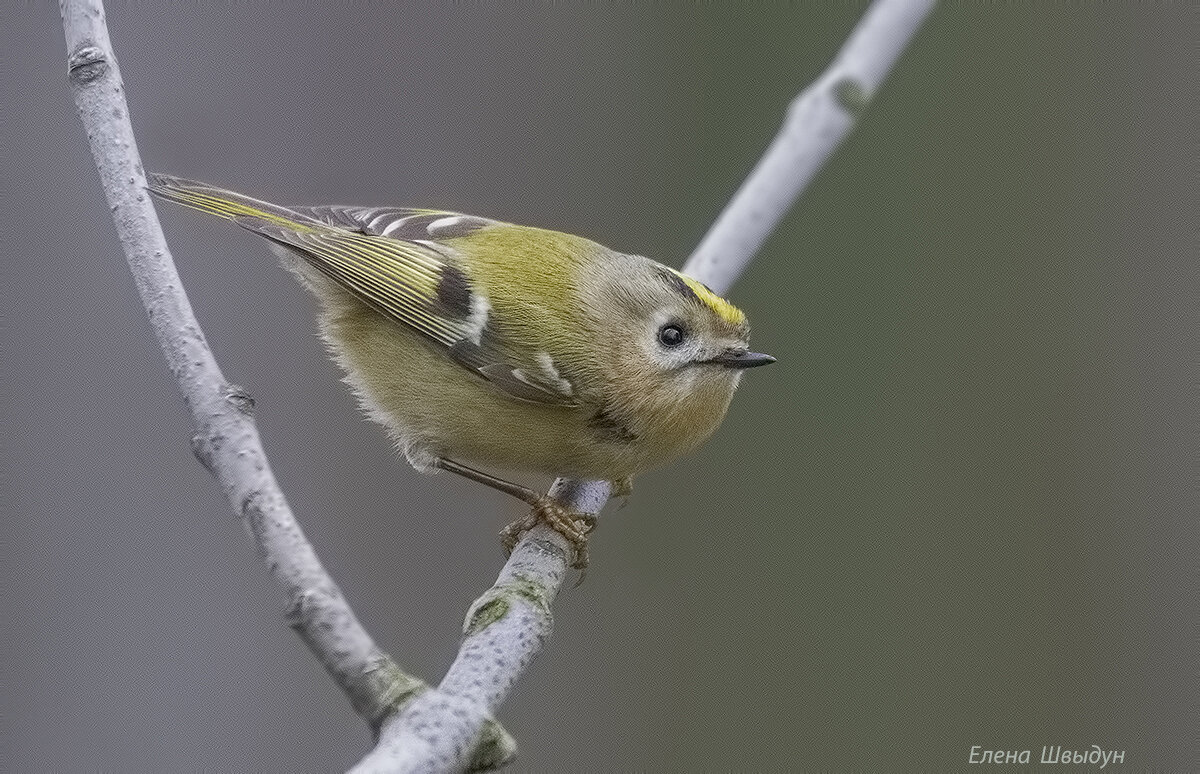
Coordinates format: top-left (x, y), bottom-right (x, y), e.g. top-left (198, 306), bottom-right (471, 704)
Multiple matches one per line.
top-left (657, 324), bottom-right (686, 348)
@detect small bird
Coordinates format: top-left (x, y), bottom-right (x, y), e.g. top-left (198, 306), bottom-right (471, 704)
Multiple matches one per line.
top-left (147, 174), bottom-right (774, 568)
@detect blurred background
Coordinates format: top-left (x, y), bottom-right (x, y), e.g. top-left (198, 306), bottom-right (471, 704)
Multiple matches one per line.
top-left (3, 2), bottom-right (1195, 771)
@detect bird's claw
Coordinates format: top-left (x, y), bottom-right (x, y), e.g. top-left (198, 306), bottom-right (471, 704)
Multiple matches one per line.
top-left (501, 497), bottom-right (596, 571)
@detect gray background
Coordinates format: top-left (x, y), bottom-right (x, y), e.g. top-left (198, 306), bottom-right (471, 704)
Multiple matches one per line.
top-left (3, 2), bottom-right (1195, 771)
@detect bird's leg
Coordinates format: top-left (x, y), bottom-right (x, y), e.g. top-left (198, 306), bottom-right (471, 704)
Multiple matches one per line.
top-left (433, 457), bottom-right (596, 569)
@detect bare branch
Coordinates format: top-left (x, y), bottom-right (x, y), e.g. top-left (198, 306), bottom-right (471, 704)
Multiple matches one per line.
top-left (687, 0), bottom-right (937, 294)
top-left (352, 479), bottom-right (607, 773)
top-left (59, 0), bottom-right (514, 767)
top-left (371, 0), bottom-right (937, 770)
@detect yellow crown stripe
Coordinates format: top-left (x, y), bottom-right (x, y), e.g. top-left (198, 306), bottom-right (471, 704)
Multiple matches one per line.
top-left (672, 270), bottom-right (746, 327)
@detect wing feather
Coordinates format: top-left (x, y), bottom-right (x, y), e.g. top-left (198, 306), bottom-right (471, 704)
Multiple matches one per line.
top-left (147, 174), bottom-right (577, 405)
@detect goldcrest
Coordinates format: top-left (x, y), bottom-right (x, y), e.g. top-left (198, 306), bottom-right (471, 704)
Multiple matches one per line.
top-left (148, 174), bottom-right (774, 567)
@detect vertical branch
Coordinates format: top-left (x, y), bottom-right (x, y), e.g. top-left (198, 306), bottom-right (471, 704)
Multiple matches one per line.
top-left (367, 0), bottom-right (937, 771)
top-left (58, 0), bottom-right (514, 768)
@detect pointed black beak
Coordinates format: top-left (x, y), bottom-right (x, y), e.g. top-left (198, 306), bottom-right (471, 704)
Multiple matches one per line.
top-left (708, 349), bottom-right (777, 369)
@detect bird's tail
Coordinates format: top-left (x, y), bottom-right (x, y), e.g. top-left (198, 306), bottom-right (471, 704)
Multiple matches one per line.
top-left (146, 173), bottom-right (323, 232)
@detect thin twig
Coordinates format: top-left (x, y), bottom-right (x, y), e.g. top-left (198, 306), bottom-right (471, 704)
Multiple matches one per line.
top-left (369, 0), bottom-right (937, 770)
top-left (59, 0), bottom-right (515, 768)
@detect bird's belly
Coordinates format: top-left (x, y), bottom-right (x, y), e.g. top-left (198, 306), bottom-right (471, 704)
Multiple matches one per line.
top-left (311, 287), bottom-right (730, 485)
top-left (315, 294), bottom-right (618, 479)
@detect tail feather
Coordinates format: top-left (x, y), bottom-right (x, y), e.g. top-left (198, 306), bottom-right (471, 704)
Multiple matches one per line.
top-left (146, 173), bottom-right (323, 232)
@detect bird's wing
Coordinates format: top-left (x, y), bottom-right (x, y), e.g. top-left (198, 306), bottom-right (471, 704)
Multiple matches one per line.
top-left (147, 173), bottom-right (579, 405)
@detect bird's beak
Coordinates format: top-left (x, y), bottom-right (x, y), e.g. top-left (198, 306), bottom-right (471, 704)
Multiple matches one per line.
top-left (707, 349), bottom-right (777, 369)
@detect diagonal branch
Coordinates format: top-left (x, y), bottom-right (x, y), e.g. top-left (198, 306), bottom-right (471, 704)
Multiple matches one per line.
top-left (363, 0), bottom-right (938, 771)
top-left (59, 0), bottom-right (514, 769)
top-left (686, 0), bottom-right (937, 292)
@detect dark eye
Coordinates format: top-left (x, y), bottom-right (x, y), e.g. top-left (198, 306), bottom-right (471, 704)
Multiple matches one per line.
top-left (657, 324), bottom-right (686, 348)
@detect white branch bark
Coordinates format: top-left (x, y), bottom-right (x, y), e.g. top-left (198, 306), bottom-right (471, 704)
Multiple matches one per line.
top-left (59, 0), bottom-right (514, 769)
top-left (371, 0), bottom-right (937, 770)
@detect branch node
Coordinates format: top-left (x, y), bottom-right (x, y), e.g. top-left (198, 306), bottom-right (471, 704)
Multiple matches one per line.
top-left (464, 597), bottom-right (509, 637)
top-left (67, 44), bottom-right (107, 83)
top-left (467, 721), bottom-right (518, 772)
top-left (190, 432), bottom-right (215, 473)
top-left (463, 573), bottom-right (552, 637)
top-left (364, 659), bottom-right (430, 729)
top-left (223, 383), bottom-right (256, 415)
top-left (240, 489), bottom-right (268, 535)
top-left (833, 77), bottom-right (871, 118)
top-left (284, 585), bottom-right (327, 630)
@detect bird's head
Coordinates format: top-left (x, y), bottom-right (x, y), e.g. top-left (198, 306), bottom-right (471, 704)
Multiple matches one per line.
top-left (580, 255), bottom-right (774, 441)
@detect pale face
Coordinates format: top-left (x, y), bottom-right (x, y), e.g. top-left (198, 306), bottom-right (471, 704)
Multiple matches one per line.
top-left (579, 254), bottom-right (773, 409)
top-left (600, 261), bottom-right (770, 401)
top-left (642, 303), bottom-right (753, 372)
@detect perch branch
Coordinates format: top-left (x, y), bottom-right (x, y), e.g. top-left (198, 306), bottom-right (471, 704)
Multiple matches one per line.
top-left (59, 0), bottom-right (514, 768)
top-left (364, 0), bottom-right (937, 770)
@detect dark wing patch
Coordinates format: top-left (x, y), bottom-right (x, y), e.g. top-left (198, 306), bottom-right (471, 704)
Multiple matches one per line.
top-left (435, 264), bottom-right (474, 319)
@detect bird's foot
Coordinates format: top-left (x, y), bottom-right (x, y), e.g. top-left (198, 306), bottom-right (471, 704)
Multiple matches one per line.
top-left (501, 496), bottom-right (597, 571)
